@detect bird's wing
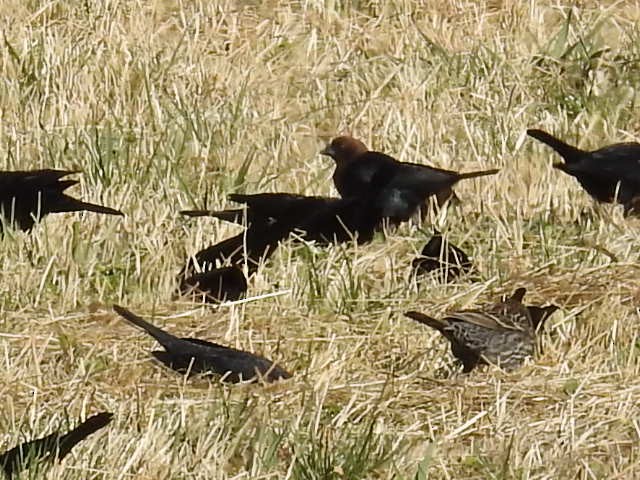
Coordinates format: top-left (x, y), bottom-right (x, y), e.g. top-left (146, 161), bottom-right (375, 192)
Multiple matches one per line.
top-left (445, 310), bottom-right (525, 331)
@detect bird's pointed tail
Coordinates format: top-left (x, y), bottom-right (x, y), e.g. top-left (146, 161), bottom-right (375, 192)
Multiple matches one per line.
top-left (509, 287), bottom-right (527, 303)
top-left (403, 311), bottom-right (447, 332)
top-left (113, 305), bottom-right (177, 347)
top-left (527, 129), bottom-right (584, 163)
top-left (57, 412), bottom-right (113, 459)
top-left (456, 168), bottom-right (500, 180)
top-left (55, 196), bottom-right (124, 216)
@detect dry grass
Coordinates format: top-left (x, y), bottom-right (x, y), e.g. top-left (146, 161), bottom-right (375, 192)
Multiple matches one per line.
top-left (2, 0), bottom-right (640, 478)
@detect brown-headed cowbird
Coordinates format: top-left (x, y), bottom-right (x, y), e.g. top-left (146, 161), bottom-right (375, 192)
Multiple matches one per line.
top-left (320, 136), bottom-right (499, 222)
top-left (178, 193), bottom-right (383, 299)
top-left (182, 192), bottom-right (383, 246)
top-left (179, 266), bottom-right (248, 303)
top-left (181, 193), bottom-right (337, 229)
top-left (0, 412), bottom-right (112, 478)
top-left (403, 288), bottom-right (557, 372)
top-left (113, 305), bottom-right (292, 383)
top-left (527, 129), bottom-right (640, 214)
top-left (412, 233), bottom-right (472, 282)
top-left (181, 221), bottom-right (287, 279)
top-left (0, 170), bottom-right (123, 232)
top-left (178, 201), bottom-right (293, 300)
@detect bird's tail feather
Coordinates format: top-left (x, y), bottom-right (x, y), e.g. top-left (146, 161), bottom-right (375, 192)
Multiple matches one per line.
top-left (57, 412), bottom-right (113, 459)
top-left (55, 196), bottom-right (123, 216)
top-left (509, 287), bottom-right (527, 303)
top-left (403, 311), bottom-right (447, 331)
top-left (113, 305), bottom-right (177, 347)
top-left (456, 169), bottom-right (500, 180)
top-left (526, 129), bottom-right (584, 163)
top-left (0, 412), bottom-right (112, 477)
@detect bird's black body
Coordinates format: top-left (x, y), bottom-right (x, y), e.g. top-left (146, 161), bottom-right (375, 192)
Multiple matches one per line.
top-left (179, 266), bottom-right (248, 303)
top-left (182, 222), bottom-right (287, 279)
top-left (527, 129), bottom-right (640, 214)
top-left (113, 305), bottom-right (292, 383)
top-left (182, 192), bottom-right (382, 245)
top-left (365, 159), bottom-right (498, 222)
top-left (321, 137), bottom-right (499, 223)
top-left (0, 169), bottom-right (123, 231)
top-left (179, 193), bottom-right (383, 297)
top-left (182, 193), bottom-right (337, 229)
top-left (0, 412), bottom-right (112, 478)
top-left (412, 234), bottom-right (472, 282)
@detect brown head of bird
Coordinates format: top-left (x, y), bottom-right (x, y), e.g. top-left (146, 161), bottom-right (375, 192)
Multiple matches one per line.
top-left (320, 136), bottom-right (368, 164)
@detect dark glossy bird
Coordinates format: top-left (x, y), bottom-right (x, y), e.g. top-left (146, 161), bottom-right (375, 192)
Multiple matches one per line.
top-left (178, 202), bottom-right (292, 300)
top-left (181, 220), bottom-right (287, 280)
top-left (320, 136), bottom-right (499, 222)
top-left (0, 412), bottom-right (112, 478)
top-left (179, 266), bottom-right (248, 303)
top-left (404, 288), bottom-right (557, 372)
top-left (0, 170), bottom-right (123, 231)
top-left (113, 305), bottom-right (292, 383)
top-left (412, 234), bottom-right (472, 282)
top-left (525, 304), bottom-right (559, 331)
top-left (181, 193), bottom-right (337, 229)
top-left (527, 129), bottom-right (640, 214)
top-left (182, 192), bottom-right (383, 246)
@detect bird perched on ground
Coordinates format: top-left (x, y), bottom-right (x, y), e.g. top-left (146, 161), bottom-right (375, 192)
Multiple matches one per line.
top-left (182, 192), bottom-right (383, 245)
top-left (412, 233), bottom-right (472, 282)
top-left (113, 305), bottom-right (292, 383)
top-left (179, 193), bottom-right (383, 299)
top-left (181, 193), bottom-right (336, 230)
top-left (180, 221), bottom-right (287, 280)
top-left (403, 288), bottom-right (557, 372)
top-left (320, 136), bottom-right (499, 223)
top-left (527, 129), bottom-right (640, 215)
top-left (0, 169), bottom-right (123, 232)
top-left (0, 412), bottom-right (112, 478)
top-left (179, 200), bottom-right (292, 301)
top-left (179, 266), bottom-right (248, 303)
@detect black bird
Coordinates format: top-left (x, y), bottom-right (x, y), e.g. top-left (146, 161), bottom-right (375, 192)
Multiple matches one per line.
top-left (524, 304), bottom-right (560, 331)
top-left (181, 224), bottom-right (287, 280)
top-left (181, 193), bottom-right (337, 229)
top-left (527, 129), bottom-right (640, 214)
top-left (113, 305), bottom-right (292, 383)
top-left (179, 266), bottom-right (248, 303)
top-left (320, 136), bottom-right (499, 222)
top-left (178, 203), bottom-right (292, 300)
top-left (179, 193), bottom-right (383, 298)
top-left (0, 412), bottom-right (112, 478)
top-left (0, 170), bottom-right (123, 231)
top-left (412, 234), bottom-right (472, 282)
top-left (404, 288), bottom-right (557, 372)
top-left (182, 192), bottom-right (382, 245)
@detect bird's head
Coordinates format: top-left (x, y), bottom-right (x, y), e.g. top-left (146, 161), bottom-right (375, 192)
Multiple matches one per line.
top-left (320, 136), bottom-right (368, 164)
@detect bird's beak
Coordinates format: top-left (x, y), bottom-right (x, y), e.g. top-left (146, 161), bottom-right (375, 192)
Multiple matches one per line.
top-left (320, 145), bottom-right (334, 157)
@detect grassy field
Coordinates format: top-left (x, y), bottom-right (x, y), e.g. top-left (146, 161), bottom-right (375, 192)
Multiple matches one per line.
top-left (2, 1), bottom-right (640, 478)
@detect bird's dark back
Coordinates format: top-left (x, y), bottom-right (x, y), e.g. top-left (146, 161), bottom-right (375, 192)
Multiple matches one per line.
top-left (334, 151), bottom-right (397, 198)
top-left (155, 337), bottom-right (292, 383)
top-left (298, 196), bottom-right (382, 244)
